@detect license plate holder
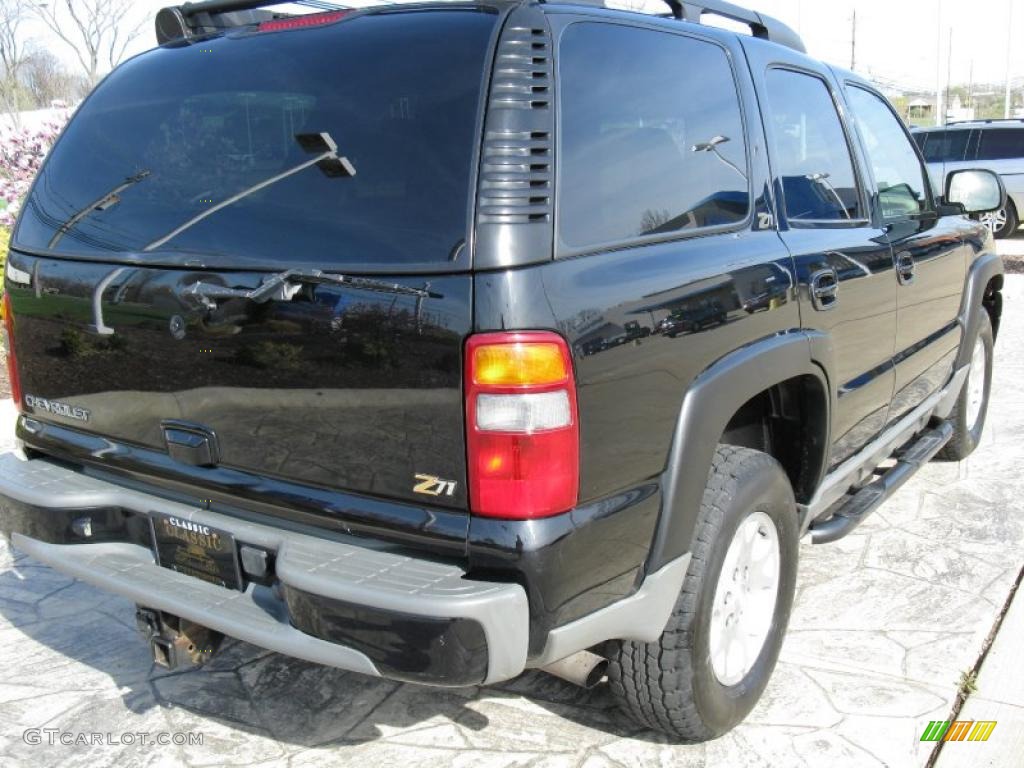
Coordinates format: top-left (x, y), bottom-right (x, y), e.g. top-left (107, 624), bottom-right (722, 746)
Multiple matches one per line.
top-left (150, 512), bottom-right (243, 591)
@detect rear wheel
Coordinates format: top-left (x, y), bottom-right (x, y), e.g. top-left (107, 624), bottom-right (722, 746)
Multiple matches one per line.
top-left (936, 312), bottom-right (994, 461)
top-left (607, 445), bottom-right (799, 741)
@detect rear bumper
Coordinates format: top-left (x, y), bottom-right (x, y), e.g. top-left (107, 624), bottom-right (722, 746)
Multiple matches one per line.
top-left (0, 452), bottom-right (528, 686)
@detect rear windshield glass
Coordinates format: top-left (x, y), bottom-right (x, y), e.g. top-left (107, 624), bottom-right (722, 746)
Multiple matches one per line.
top-left (14, 10), bottom-right (496, 269)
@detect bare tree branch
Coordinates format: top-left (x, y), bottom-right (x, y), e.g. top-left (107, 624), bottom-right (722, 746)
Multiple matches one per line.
top-left (32, 0), bottom-right (144, 85)
top-left (0, 0), bottom-right (30, 124)
top-left (107, 14), bottom-right (145, 71)
top-left (22, 47), bottom-right (81, 107)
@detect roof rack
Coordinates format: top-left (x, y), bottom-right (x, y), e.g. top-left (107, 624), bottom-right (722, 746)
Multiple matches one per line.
top-left (680, 0), bottom-right (805, 52)
top-left (155, 0), bottom-right (348, 43)
top-left (545, 0), bottom-right (804, 53)
top-left (155, 0), bottom-right (806, 53)
top-left (945, 118), bottom-right (1024, 126)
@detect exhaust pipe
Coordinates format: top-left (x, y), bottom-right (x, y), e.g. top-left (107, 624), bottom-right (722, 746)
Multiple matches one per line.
top-left (541, 650), bottom-right (609, 689)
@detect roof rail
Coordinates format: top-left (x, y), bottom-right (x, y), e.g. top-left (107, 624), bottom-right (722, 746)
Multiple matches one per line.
top-left (155, 0), bottom-right (806, 53)
top-left (155, 0), bottom-right (347, 43)
top-left (945, 117), bottom-right (1024, 126)
top-left (679, 1), bottom-right (804, 52)
top-left (544, 0), bottom-right (805, 53)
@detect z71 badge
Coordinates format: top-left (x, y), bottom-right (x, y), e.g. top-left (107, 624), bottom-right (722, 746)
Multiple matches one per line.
top-left (413, 474), bottom-right (457, 497)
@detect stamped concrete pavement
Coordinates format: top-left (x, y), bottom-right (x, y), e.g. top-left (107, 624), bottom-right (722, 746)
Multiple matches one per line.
top-left (0, 271), bottom-right (1021, 767)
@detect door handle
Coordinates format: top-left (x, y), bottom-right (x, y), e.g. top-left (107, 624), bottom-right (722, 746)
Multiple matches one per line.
top-left (895, 251), bottom-right (915, 285)
top-left (809, 268), bottom-right (839, 311)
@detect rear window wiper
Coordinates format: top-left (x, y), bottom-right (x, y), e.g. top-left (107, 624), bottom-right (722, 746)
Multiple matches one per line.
top-left (145, 132), bottom-right (355, 252)
top-left (179, 269), bottom-right (443, 311)
top-left (48, 170), bottom-right (151, 249)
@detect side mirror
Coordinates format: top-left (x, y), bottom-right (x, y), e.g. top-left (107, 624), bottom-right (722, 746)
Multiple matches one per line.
top-left (944, 169), bottom-right (1006, 215)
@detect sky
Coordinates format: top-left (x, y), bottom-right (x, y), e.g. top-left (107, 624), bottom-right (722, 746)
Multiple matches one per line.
top-left (22, 0), bottom-right (1024, 96)
top-left (753, 0), bottom-right (1022, 93)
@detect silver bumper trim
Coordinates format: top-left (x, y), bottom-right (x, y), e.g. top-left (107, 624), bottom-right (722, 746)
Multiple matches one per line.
top-left (0, 453), bottom-right (529, 684)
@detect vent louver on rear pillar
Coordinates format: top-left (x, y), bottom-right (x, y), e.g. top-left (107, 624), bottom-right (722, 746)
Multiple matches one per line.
top-left (474, 6), bottom-right (555, 269)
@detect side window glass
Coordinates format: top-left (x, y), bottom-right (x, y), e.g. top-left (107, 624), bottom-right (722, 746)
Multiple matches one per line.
top-left (557, 23), bottom-right (749, 249)
top-left (977, 129), bottom-right (1024, 161)
top-left (967, 129), bottom-right (981, 160)
top-left (912, 131), bottom-right (929, 156)
top-left (846, 86), bottom-right (930, 219)
top-left (763, 69), bottom-right (863, 222)
top-left (920, 130), bottom-right (969, 163)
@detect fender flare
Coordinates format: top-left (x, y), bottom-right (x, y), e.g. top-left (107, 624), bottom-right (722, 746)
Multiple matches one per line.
top-left (647, 330), bottom-right (832, 571)
top-left (956, 251), bottom-right (1004, 368)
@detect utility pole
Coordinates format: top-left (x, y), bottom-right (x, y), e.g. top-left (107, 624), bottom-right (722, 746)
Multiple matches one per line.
top-left (945, 27), bottom-right (952, 123)
top-left (968, 60), bottom-right (974, 112)
top-left (1005, 0), bottom-right (1014, 118)
top-left (850, 9), bottom-right (856, 72)
top-left (935, 0), bottom-right (943, 126)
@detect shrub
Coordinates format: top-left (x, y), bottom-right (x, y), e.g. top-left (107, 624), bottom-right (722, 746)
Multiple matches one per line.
top-left (236, 340), bottom-right (303, 370)
top-left (0, 120), bottom-right (67, 229)
top-left (0, 117), bottom-right (68, 306)
top-left (0, 226), bottom-right (7, 319)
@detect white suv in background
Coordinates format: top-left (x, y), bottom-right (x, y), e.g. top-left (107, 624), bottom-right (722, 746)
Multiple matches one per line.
top-left (913, 120), bottom-right (1024, 238)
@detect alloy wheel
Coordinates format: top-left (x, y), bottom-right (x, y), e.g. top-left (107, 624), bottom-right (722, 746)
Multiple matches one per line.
top-left (709, 510), bottom-right (781, 686)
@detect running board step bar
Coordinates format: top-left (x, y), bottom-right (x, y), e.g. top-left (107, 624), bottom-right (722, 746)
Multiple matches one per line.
top-left (809, 421), bottom-right (953, 545)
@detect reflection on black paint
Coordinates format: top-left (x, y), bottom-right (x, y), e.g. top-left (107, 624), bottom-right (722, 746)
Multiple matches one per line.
top-left (6, 250), bottom-right (473, 510)
top-left (569, 262), bottom-right (792, 355)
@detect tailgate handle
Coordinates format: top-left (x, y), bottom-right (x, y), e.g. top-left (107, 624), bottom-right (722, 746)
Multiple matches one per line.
top-left (161, 421), bottom-right (220, 467)
top-left (179, 270), bottom-right (442, 312)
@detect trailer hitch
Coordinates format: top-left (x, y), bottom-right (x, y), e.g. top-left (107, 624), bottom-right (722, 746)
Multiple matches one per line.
top-left (135, 607), bottom-right (225, 670)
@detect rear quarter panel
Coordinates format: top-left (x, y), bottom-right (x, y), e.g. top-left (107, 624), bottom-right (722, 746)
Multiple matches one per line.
top-left (474, 236), bottom-right (799, 505)
top-left (465, 17), bottom-right (800, 645)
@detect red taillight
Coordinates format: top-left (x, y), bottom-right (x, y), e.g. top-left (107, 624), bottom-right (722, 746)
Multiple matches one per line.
top-left (258, 10), bottom-right (350, 32)
top-left (465, 332), bottom-right (579, 519)
top-left (1, 292), bottom-right (21, 411)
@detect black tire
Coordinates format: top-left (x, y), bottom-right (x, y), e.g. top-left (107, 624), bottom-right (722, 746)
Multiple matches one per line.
top-left (988, 199), bottom-right (1018, 240)
top-left (607, 445), bottom-right (799, 741)
top-left (936, 312), bottom-right (994, 461)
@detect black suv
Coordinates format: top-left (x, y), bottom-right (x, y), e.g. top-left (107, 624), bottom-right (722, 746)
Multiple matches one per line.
top-left (0, 0), bottom-right (1007, 741)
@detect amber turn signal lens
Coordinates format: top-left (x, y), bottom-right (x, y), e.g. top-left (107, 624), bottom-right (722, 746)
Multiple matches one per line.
top-left (465, 331), bottom-right (579, 519)
top-left (472, 342), bottom-right (568, 387)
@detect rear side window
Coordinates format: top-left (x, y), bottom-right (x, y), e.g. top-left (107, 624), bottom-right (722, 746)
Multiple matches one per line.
top-left (763, 69), bottom-right (863, 222)
top-left (557, 23), bottom-right (749, 250)
top-left (845, 86), bottom-right (929, 219)
top-left (919, 130), bottom-right (970, 163)
top-left (977, 128), bottom-right (1024, 161)
top-left (14, 11), bottom-right (497, 268)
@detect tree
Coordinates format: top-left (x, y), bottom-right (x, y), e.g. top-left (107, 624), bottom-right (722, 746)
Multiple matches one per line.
top-left (21, 48), bottom-right (81, 108)
top-left (0, 0), bottom-right (30, 123)
top-left (32, 0), bottom-right (145, 86)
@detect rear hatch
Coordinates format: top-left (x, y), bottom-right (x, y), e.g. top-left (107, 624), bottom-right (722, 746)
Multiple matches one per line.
top-left (5, 8), bottom-right (499, 517)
